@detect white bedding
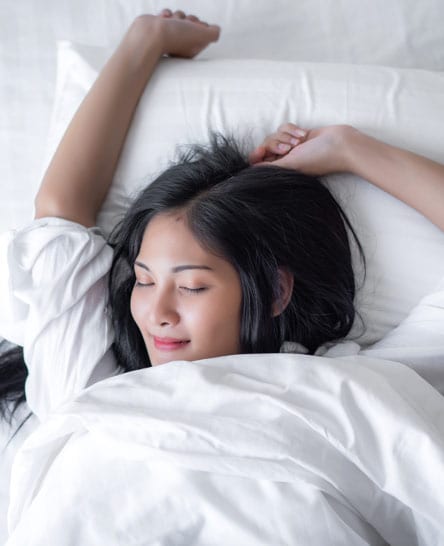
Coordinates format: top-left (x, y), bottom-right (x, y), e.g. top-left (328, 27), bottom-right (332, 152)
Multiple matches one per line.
top-left (6, 354), bottom-right (444, 545)
top-left (0, 211), bottom-right (443, 546)
top-left (1, 1), bottom-right (444, 544)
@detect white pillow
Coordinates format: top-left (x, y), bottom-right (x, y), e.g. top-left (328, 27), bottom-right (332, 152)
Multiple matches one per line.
top-left (44, 41), bottom-right (444, 348)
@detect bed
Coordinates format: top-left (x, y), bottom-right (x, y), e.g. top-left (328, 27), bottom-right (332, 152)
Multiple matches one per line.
top-left (1, 1), bottom-right (444, 544)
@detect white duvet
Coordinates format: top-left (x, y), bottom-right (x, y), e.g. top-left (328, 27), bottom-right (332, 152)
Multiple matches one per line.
top-left (6, 354), bottom-right (444, 545)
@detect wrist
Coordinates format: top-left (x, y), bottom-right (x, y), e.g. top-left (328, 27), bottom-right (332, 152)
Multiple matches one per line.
top-left (340, 125), bottom-right (363, 173)
top-left (122, 16), bottom-right (164, 61)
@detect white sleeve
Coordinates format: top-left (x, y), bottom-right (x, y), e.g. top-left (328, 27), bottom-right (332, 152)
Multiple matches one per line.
top-left (359, 275), bottom-right (444, 394)
top-left (0, 217), bottom-right (119, 422)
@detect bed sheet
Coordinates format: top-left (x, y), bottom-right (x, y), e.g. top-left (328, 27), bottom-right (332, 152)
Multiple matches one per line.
top-left (1, 1), bottom-right (444, 544)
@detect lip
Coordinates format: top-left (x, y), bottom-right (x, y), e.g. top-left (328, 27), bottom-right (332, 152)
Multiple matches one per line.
top-left (152, 336), bottom-right (190, 351)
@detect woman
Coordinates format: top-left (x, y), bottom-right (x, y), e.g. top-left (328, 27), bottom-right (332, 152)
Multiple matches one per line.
top-left (2, 9), bottom-right (444, 546)
top-left (1, 9), bottom-right (444, 426)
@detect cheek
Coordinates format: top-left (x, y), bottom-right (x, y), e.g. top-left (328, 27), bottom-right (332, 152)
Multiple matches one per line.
top-left (185, 292), bottom-right (242, 346)
top-left (178, 299), bottom-right (208, 330)
top-left (130, 289), bottom-right (143, 328)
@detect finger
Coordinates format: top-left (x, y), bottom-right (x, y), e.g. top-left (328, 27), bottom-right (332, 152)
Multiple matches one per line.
top-left (278, 123), bottom-right (307, 139)
top-left (186, 14), bottom-right (199, 23)
top-left (248, 146), bottom-right (267, 165)
top-left (250, 146), bottom-right (279, 164)
top-left (264, 153), bottom-right (279, 161)
top-left (173, 10), bottom-right (186, 19)
top-left (262, 137), bottom-right (293, 155)
top-left (274, 131), bottom-right (302, 148)
top-left (192, 22), bottom-right (221, 45)
top-left (205, 24), bottom-right (221, 42)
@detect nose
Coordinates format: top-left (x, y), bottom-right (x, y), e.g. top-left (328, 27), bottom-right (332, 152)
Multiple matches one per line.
top-left (148, 287), bottom-right (180, 327)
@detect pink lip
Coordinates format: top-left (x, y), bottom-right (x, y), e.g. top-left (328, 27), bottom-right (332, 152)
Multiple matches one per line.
top-left (153, 336), bottom-right (190, 351)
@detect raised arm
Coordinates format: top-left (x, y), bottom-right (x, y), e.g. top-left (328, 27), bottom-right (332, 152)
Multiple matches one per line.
top-left (35, 10), bottom-right (220, 227)
top-left (345, 128), bottom-right (444, 232)
top-left (250, 124), bottom-right (444, 232)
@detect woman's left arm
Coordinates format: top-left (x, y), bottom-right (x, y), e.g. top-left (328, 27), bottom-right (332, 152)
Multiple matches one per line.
top-left (344, 128), bottom-right (444, 232)
top-left (251, 124), bottom-right (444, 232)
top-left (34, 10), bottom-right (220, 227)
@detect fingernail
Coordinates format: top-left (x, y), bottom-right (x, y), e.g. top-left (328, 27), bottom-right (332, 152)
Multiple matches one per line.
top-left (278, 143), bottom-right (291, 152)
top-left (292, 129), bottom-right (306, 138)
top-left (290, 138), bottom-right (300, 146)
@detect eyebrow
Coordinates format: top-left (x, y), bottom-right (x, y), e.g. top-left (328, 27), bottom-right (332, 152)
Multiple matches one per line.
top-left (134, 261), bottom-right (213, 273)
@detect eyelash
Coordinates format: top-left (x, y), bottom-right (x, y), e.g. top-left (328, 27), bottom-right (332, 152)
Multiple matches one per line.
top-left (182, 287), bottom-right (207, 294)
top-left (134, 281), bottom-right (206, 294)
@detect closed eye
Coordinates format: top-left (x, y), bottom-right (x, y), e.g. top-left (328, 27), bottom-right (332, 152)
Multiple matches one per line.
top-left (134, 282), bottom-right (206, 293)
top-left (180, 287), bottom-right (207, 294)
top-left (134, 281), bottom-right (154, 287)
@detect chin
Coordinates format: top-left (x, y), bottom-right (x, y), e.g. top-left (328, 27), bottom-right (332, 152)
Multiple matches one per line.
top-left (150, 356), bottom-right (170, 366)
top-left (149, 353), bottom-right (188, 366)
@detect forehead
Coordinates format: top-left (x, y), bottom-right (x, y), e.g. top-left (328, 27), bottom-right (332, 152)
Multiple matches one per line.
top-left (136, 212), bottom-right (226, 271)
top-left (139, 212), bottom-right (202, 254)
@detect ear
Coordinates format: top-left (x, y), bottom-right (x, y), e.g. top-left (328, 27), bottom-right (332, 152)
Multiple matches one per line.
top-left (272, 267), bottom-right (294, 317)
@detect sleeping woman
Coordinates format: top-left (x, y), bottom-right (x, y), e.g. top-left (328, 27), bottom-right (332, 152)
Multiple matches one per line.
top-left (1, 9), bottom-right (444, 425)
top-left (1, 8), bottom-right (444, 545)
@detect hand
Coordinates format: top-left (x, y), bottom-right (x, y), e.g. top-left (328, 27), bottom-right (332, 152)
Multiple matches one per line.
top-left (249, 123), bottom-right (356, 176)
top-left (131, 9), bottom-right (221, 59)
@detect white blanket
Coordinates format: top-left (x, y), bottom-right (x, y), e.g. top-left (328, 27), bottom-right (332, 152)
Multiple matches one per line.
top-left (6, 354), bottom-right (444, 545)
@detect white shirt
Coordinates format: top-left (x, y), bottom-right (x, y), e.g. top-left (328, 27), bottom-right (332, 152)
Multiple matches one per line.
top-left (1, 217), bottom-right (443, 422)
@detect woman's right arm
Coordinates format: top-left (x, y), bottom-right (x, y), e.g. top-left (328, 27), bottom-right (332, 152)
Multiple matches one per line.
top-left (34, 10), bottom-right (220, 228)
top-left (251, 124), bottom-right (444, 232)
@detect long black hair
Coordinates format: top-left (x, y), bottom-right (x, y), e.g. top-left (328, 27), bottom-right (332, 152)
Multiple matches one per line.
top-left (0, 341), bottom-right (29, 424)
top-left (0, 133), bottom-right (365, 426)
top-left (108, 133), bottom-right (365, 372)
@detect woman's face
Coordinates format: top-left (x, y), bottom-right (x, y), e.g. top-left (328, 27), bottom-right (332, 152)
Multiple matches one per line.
top-left (131, 212), bottom-right (243, 366)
